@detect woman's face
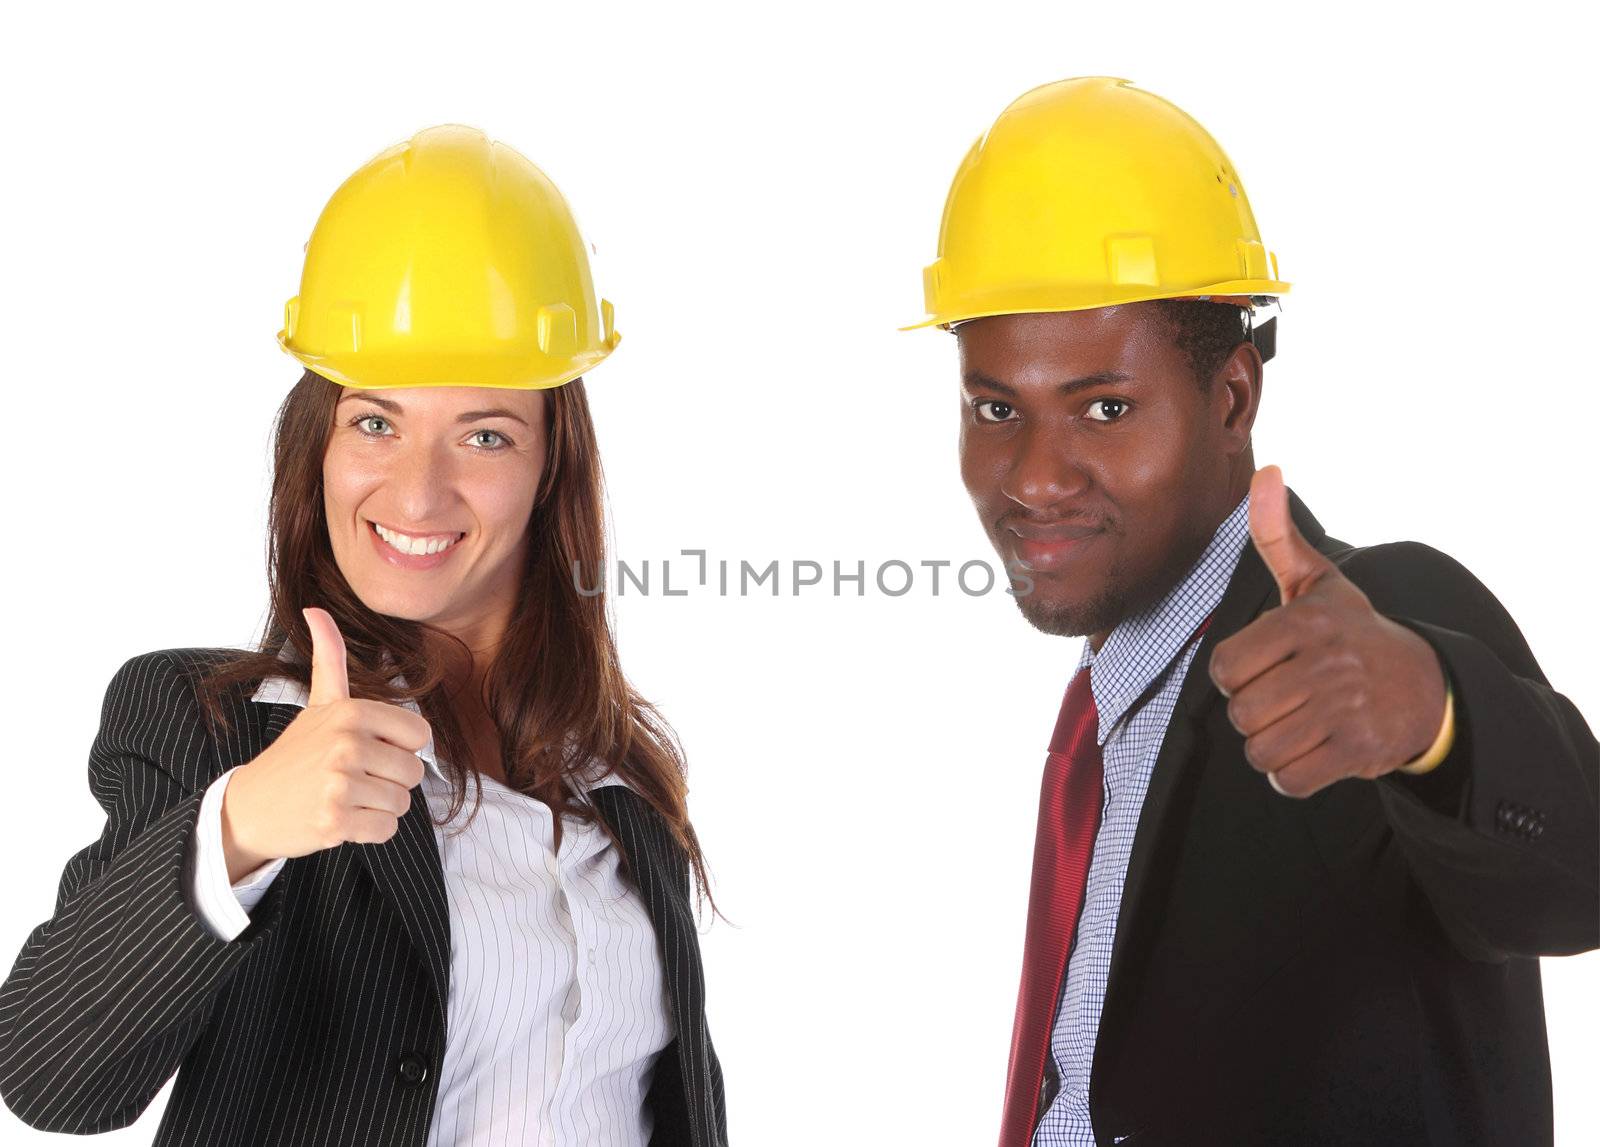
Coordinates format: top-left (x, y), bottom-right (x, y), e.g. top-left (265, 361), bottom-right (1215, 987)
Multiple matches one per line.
top-left (322, 385), bottom-right (549, 654)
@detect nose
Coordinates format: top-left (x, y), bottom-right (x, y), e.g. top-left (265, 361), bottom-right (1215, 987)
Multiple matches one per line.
top-left (384, 437), bottom-right (458, 525)
top-left (999, 423), bottom-right (1091, 512)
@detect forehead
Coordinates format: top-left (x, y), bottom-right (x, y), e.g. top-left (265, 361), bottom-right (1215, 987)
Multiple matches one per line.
top-left (956, 304), bottom-right (1182, 389)
top-left (336, 385), bottom-right (545, 417)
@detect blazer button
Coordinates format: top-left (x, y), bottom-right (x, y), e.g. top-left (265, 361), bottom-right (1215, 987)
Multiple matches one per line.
top-left (395, 1051), bottom-right (430, 1090)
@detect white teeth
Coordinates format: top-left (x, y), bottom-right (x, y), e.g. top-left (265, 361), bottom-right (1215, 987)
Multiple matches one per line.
top-left (374, 523), bottom-right (461, 556)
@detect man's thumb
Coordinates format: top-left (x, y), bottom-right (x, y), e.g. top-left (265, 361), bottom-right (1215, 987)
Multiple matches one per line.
top-left (303, 606), bottom-right (350, 706)
top-left (1249, 466), bottom-right (1330, 603)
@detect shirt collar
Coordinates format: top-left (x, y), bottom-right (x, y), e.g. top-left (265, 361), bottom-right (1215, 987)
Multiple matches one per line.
top-left (1077, 491), bottom-right (1253, 745)
top-left (248, 643), bottom-right (627, 794)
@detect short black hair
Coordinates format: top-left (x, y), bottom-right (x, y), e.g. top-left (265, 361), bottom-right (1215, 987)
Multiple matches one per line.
top-left (1150, 298), bottom-right (1256, 389)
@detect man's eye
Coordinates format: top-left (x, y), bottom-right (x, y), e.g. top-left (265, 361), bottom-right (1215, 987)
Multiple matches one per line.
top-left (1085, 398), bottom-right (1130, 422)
top-left (974, 400), bottom-right (1016, 423)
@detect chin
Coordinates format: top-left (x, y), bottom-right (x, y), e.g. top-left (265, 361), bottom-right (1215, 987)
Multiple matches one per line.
top-left (349, 583), bottom-right (446, 623)
top-left (1013, 582), bottom-right (1128, 639)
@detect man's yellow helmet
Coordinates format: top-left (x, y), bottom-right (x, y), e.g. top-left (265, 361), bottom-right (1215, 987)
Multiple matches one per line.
top-left (279, 124), bottom-right (619, 390)
top-left (906, 76), bottom-right (1289, 358)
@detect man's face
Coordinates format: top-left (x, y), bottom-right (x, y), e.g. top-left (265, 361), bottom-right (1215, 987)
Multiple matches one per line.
top-left (958, 303), bottom-right (1248, 639)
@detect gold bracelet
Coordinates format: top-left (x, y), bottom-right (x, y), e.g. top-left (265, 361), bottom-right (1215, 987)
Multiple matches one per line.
top-left (1397, 684), bottom-right (1455, 776)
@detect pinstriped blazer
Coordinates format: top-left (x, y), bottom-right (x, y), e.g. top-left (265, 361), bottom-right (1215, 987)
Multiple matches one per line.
top-left (0, 647), bottom-right (727, 1146)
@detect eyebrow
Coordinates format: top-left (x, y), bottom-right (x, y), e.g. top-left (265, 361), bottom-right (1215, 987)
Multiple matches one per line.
top-left (962, 369), bottom-right (1133, 398)
top-left (337, 392), bottom-right (530, 427)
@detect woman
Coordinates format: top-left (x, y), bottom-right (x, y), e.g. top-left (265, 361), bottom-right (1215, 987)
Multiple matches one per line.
top-left (0, 125), bottom-right (726, 1146)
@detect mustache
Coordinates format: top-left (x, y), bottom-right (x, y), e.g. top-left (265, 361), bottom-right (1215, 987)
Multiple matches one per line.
top-left (997, 509), bottom-right (1115, 532)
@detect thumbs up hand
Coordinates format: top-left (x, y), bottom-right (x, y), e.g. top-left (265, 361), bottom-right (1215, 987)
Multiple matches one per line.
top-left (305, 604), bottom-right (352, 707)
top-left (219, 607), bottom-right (433, 882)
top-left (1207, 467), bottom-right (1449, 798)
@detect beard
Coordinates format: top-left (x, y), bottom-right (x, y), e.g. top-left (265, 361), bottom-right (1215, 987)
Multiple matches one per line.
top-left (1013, 572), bottom-right (1132, 637)
top-left (1009, 517), bottom-right (1216, 639)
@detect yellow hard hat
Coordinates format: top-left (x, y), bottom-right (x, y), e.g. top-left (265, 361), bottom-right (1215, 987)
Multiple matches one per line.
top-left (279, 124), bottom-right (619, 390)
top-left (906, 76), bottom-right (1289, 350)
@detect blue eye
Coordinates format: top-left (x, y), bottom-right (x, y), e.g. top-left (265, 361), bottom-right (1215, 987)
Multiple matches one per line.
top-left (352, 414), bottom-right (392, 436)
top-left (468, 429), bottom-right (511, 452)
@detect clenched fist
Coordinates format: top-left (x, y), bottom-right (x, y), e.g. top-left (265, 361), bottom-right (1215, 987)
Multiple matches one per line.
top-left (1207, 466), bottom-right (1450, 799)
top-left (219, 607), bottom-right (432, 881)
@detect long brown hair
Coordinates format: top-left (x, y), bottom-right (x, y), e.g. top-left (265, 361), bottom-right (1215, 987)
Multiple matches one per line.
top-left (194, 368), bottom-right (713, 908)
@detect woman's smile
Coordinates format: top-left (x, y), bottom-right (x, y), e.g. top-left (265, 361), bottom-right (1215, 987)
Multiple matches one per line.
top-left (366, 518), bottom-right (468, 569)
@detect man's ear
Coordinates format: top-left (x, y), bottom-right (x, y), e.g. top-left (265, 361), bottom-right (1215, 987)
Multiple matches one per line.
top-left (1214, 340), bottom-right (1263, 450)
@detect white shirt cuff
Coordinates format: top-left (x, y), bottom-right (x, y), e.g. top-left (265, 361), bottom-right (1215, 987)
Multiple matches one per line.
top-left (186, 766), bottom-right (286, 941)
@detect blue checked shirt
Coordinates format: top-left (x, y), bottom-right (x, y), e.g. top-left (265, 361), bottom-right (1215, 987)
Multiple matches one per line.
top-left (1033, 491), bottom-right (1252, 1146)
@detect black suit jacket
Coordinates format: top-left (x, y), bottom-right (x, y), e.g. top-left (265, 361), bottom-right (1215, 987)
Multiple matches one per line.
top-left (0, 648), bottom-right (727, 1146)
top-left (1068, 491), bottom-right (1598, 1146)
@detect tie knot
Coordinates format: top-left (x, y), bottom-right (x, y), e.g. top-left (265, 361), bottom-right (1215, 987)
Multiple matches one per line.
top-left (1048, 666), bottom-right (1098, 756)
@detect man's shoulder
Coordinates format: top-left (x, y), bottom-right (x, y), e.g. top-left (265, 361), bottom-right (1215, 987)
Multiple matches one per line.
top-left (1324, 537), bottom-right (1476, 593)
top-left (1288, 491), bottom-right (1481, 596)
top-left (1307, 536), bottom-right (1541, 682)
top-left (1320, 538), bottom-right (1490, 613)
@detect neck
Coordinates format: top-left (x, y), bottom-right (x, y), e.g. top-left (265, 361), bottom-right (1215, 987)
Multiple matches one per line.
top-left (423, 631), bottom-right (497, 707)
top-left (1226, 447), bottom-right (1256, 510)
top-left (1085, 463), bottom-right (1253, 656)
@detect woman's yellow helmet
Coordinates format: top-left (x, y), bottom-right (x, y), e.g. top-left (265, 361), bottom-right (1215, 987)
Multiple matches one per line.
top-left (279, 124), bottom-right (619, 390)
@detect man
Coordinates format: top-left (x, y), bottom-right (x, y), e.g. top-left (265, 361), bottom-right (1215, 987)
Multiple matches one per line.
top-left (906, 76), bottom-right (1599, 1146)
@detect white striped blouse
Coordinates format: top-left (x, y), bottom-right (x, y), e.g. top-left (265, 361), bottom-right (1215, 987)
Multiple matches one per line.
top-left (183, 670), bottom-right (675, 1146)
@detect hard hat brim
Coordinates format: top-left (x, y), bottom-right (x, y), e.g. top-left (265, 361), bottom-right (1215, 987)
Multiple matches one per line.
top-left (900, 278), bottom-right (1291, 332)
top-left (278, 331), bottom-right (618, 390)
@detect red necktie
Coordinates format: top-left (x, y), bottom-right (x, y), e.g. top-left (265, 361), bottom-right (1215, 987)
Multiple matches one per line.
top-left (998, 614), bottom-right (1213, 1146)
top-left (996, 664), bottom-right (1103, 1147)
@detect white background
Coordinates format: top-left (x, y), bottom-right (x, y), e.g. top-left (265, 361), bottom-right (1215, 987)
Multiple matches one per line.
top-left (2, 2), bottom-right (1596, 1143)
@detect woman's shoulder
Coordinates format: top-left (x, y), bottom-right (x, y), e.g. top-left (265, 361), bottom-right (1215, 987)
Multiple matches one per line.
top-left (89, 649), bottom-right (284, 789)
top-left (101, 647), bottom-right (282, 723)
top-left (108, 646), bottom-right (255, 687)
top-left (100, 645), bottom-right (292, 751)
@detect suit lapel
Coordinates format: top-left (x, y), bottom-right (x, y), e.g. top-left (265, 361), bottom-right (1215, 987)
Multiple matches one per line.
top-left (356, 785), bottom-right (453, 1035)
top-left (261, 701), bottom-right (452, 1036)
top-left (590, 785), bottom-right (717, 1147)
top-left (1092, 490), bottom-right (1329, 1075)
